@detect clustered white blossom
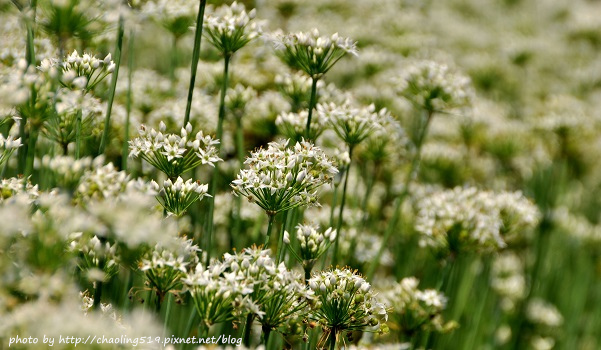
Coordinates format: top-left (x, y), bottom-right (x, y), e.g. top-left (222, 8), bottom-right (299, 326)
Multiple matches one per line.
top-left (491, 252), bottom-right (526, 312)
top-left (69, 234), bottom-right (120, 281)
top-left (153, 177), bottom-right (210, 217)
top-left (269, 29), bottom-right (358, 79)
top-left (380, 277), bottom-right (455, 336)
top-left (526, 298), bottom-right (564, 329)
top-left (225, 84), bottom-right (257, 118)
top-left (42, 155), bottom-right (93, 190)
top-left (139, 237), bottom-right (200, 303)
top-left (0, 177), bottom-right (39, 202)
top-left (308, 268), bottom-right (388, 344)
top-left (139, 0), bottom-right (197, 38)
top-left (318, 100), bottom-right (387, 145)
top-left (276, 109), bottom-right (329, 140)
top-left (129, 122), bottom-right (221, 179)
top-left (415, 187), bottom-right (541, 253)
top-left (39, 50), bottom-right (115, 91)
top-left (284, 224), bottom-right (336, 270)
top-left (204, 2), bottom-right (263, 56)
top-left (0, 134), bottom-right (21, 167)
top-left (396, 60), bottom-right (473, 112)
top-left (231, 139), bottom-right (338, 216)
top-left (223, 247), bottom-right (313, 335)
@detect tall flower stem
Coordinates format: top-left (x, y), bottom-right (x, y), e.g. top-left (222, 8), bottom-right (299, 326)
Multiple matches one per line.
top-left (332, 144), bottom-right (354, 266)
top-left (329, 331), bottom-right (337, 350)
top-left (232, 115), bottom-right (245, 249)
top-left (169, 35), bottom-right (178, 88)
top-left (24, 126), bottom-right (38, 178)
top-left (276, 211), bottom-right (289, 264)
top-left (98, 16), bottom-right (124, 155)
top-left (305, 77), bottom-right (318, 139)
top-left (204, 54), bottom-right (231, 266)
top-left (122, 29), bottom-right (135, 171)
top-left (74, 108), bottom-right (83, 158)
top-left (366, 109), bottom-right (433, 280)
top-left (242, 314), bottom-right (255, 347)
top-left (18, 0), bottom-right (37, 174)
top-left (264, 214), bottom-right (276, 247)
top-left (183, 0), bottom-right (207, 127)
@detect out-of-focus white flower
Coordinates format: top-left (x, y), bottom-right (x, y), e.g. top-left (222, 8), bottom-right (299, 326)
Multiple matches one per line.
top-left (204, 2), bottom-right (264, 56)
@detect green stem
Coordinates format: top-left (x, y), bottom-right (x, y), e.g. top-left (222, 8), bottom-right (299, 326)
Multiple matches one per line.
top-left (264, 214), bottom-right (276, 248)
top-left (262, 325), bottom-right (272, 345)
top-left (98, 16), bottom-right (124, 155)
top-left (366, 109), bottom-right (433, 280)
top-left (231, 115), bottom-right (245, 249)
top-left (24, 127), bottom-right (38, 179)
top-left (276, 211), bottom-right (288, 264)
top-left (329, 330), bottom-right (337, 350)
top-left (74, 108), bottom-right (83, 159)
top-left (332, 144), bottom-right (354, 266)
top-left (163, 294), bottom-right (173, 336)
top-left (183, 0), bottom-right (207, 126)
top-left (305, 77), bottom-right (319, 140)
top-left (242, 313), bottom-right (255, 347)
top-left (204, 54), bottom-right (230, 267)
top-left (122, 29), bottom-right (135, 171)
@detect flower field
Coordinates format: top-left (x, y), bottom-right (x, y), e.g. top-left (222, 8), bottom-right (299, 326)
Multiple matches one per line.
top-left (1, 0), bottom-right (601, 349)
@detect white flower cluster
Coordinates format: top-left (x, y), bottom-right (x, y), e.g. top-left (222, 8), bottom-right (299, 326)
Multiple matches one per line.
top-left (129, 122), bottom-right (221, 179)
top-left (318, 100), bottom-right (387, 145)
top-left (182, 260), bottom-right (253, 327)
top-left (380, 277), bottom-right (454, 335)
top-left (526, 298), bottom-right (563, 329)
top-left (276, 109), bottom-right (329, 140)
top-left (40, 50), bottom-right (115, 91)
top-left (140, 0), bottom-right (197, 37)
top-left (284, 224), bottom-right (336, 266)
top-left (42, 155), bottom-right (93, 190)
top-left (153, 177), bottom-right (210, 217)
top-left (308, 268), bottom-right (388, 335)
top-left (231, 139), bottom-right (338, 215)
top-left (396, 60), bottom-right (473, 112)
top-left (0, 177), bottom-right (39, 202)
top-left (554, 207), bottom-right (601, 244)
top-left (140, 237), bottom-right (200, 300)
top-left (204, 1), bottom-right (263, 56)
top-left (491, 252), bottom-right (526, 312)
top-left (269, 29), bottom-right (358, 79)
top-left (0, 134), bottom-right (21, 167)
top-left (225, 84), bottom-right (257, 117)
top-left (76, 161), bottom-right (156, 202)
top-left (415, 187), bottom-right (541, 252)
top-left (69, 234), bottom-right (120, 281)
top-left (221, 247), bottom-right (312, 331)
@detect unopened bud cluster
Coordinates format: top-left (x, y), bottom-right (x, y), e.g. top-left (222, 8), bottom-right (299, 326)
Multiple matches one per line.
top-left (204, 2), bottom-right (263, 56)
top-left (153, 177), bottom-right (210, 216)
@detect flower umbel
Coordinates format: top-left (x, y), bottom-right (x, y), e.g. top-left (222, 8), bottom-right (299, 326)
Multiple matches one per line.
top-left (154, 177), bottom-right (210, 217)
top-left (129, 122), bottom-right (221, 179)
top-left (231, 139), bottom-right (338, 216)
top-left (203, 1), bottom-right (263, 56)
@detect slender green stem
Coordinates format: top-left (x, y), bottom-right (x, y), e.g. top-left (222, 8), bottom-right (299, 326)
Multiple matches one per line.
top-left (122, 29), bottom-right (135, 171)
top-left (18, 3), bottom-right (36, 174)
top-left (305, 77), bottom-right (319, 139)
top-left (262, 325), bottom-right (272, 345)
top-left (332, 144), bottom-right (354, 266)
top-left (329, 331), bottom-right (337, 350)
top-left (276, 211), bottom-right (288, 264)
top-left (163, 294), bottom-right (173, 336)
top-left (242, 313), bottom-right (255, 347)
top-left (366, 109), bottom-right (433, 280)
top-left (231, 115), bottom-right (245, 249)
top-left (74, 108), bottom-right (83, 159)
top-left (264, 214), bottom-right (276, 247)
top-left (98, 16), bottom-right (124, 155)
top-left (170, 35), bottom-right (178, 88)
top-left (204, 54), bottom-right (231, 266)
top-left (183, 0), bottom-right (207, 126)
top-left (24, 127), bottom-right (38, 179)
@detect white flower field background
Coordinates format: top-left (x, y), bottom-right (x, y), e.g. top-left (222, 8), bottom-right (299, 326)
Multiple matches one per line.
top-left (0, 0), bottom-right (600, 349)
